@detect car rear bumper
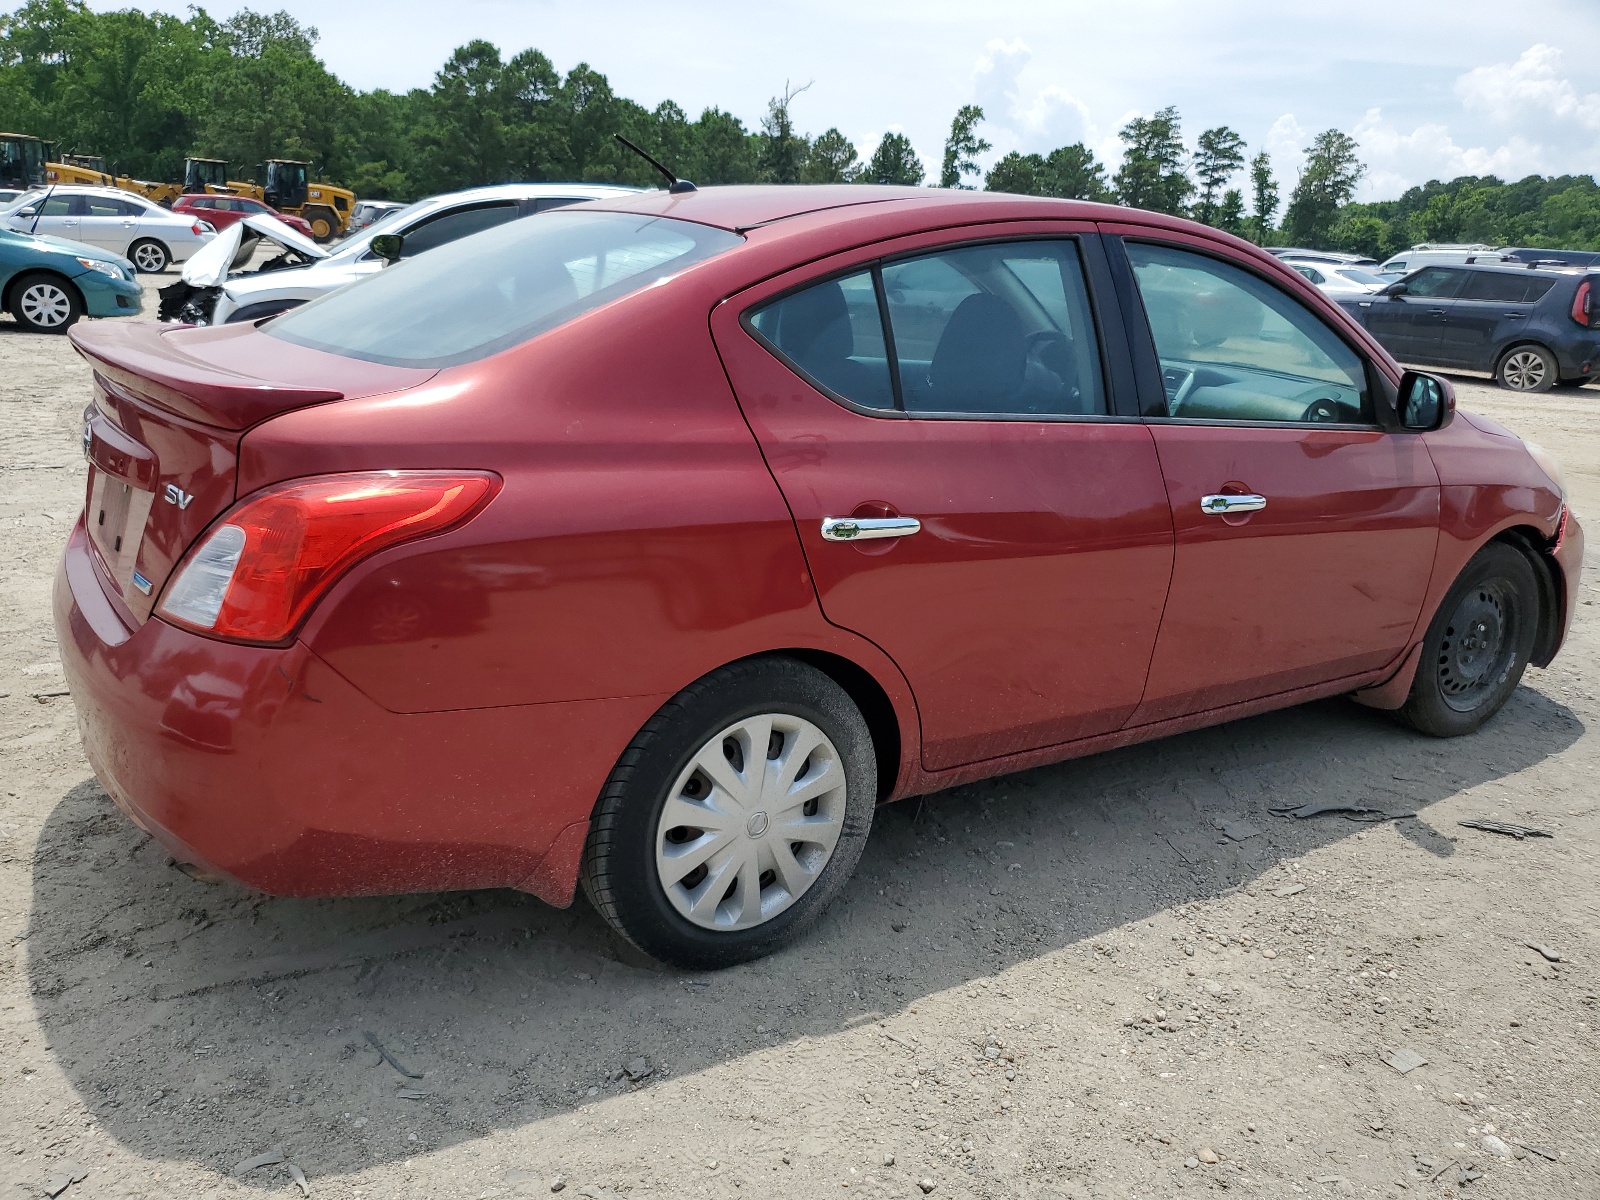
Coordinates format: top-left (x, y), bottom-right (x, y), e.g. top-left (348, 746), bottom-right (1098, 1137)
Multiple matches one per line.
top-left (54, 520), bottom-right (661, 902)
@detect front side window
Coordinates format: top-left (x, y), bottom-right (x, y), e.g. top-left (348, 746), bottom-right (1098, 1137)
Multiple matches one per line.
top-left (748, 238), bottom-right (1106, 419)
top-left (399, 202), bottom-right (521, 258)
top-left (41, 195), bottom-right (78, 217)
top-left (1404, 268), bottom-right (1467, 298)
top-left (268, 211), bottom-right (742, 368)
top-left (1127, 241), bottom-right (1371, 424)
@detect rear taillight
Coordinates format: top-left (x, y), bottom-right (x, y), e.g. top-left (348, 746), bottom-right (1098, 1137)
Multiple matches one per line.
top-left (157, 471), bottom-right (499, 644)
top-left (1572, 279), bottom-right (1594, 328)
top-left (192, 221), bottom-right (206, 235)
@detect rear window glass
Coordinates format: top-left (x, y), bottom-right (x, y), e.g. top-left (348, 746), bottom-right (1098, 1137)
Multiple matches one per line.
top-left (268, 211), bottom-right (741, 367)
top-left (1460, 272), bottom-right (1540, 303)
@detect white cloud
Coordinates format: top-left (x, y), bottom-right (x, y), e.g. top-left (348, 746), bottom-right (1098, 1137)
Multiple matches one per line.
top-left (1351, 108), bottom-right (1544, 198)
top-left (1264, 113), bottom-right (1308, 182)
top-left (1456, 44), bottom-right (1600, 130)
top-left (972, 38), bottom-right (1096, 160)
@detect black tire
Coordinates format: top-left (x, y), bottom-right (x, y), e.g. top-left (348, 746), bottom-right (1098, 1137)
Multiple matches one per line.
top-left (128, 239), bottom-right (169, 274)
top-left (8, 272), bottom-right (83, 333)
top-left (1398, 543), bottom-right (1539, 737)
top-left (304, 206), bottom-right (339, 243)
top-left (581, 657), bottom-right (876, 970)
top-left (1495, 344), bottom-right (1558, 393)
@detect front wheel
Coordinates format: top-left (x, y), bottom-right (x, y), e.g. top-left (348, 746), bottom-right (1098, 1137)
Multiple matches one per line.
top-left (128, 239), bottom-right (169, 273)
top-left (1496, 344), bottom-right (1558, 393)
top-left (581, 658), bottom-right (876, 970)
top-left (9, 273), bottom-right (82, 333)
top-left (304, 207), bottom-right (338, 242)
top-left (1398, 543), bottom-right (1539, 737)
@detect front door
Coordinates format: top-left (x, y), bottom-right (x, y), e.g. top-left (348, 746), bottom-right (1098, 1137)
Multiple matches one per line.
top-left (1112, 234), bottom-right (1440, 723)
top-left (1362, 266), bottom-right (1467, 365)
top-left (20, 192), bottom-right (81, 243)
top-left (713, 230), bottom-right (1175, 770)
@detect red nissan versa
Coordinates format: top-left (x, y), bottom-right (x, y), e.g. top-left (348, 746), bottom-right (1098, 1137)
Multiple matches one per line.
top-left (56, 186), bottom-right (1582, 969)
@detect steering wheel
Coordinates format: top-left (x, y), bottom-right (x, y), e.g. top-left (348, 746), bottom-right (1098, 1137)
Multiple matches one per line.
top-left (1300, 396), bottom-right (1343, 423)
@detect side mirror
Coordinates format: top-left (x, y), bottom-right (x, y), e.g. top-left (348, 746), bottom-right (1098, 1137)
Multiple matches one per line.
top-left (369, 233), bottom-right (404, 265)
top-left (16, 207), bottom-right (37, 219)
top-left (1399, 370), bottom-right (1455, 432)
top-left (1381, 281), bottom-right (1407, 297)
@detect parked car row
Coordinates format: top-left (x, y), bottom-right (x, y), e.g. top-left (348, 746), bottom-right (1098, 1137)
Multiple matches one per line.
top-left (55, 185), bottom-right (1580, 969)
top-left (1, 184), bottom-right (214, 272)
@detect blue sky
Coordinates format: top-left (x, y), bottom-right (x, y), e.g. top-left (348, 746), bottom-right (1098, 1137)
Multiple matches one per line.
top-left (83, 0), bottom-right (1600, 199)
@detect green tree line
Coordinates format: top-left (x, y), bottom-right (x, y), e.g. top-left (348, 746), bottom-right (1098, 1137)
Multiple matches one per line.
top-left (5, 0), bottom-right (1599, 252)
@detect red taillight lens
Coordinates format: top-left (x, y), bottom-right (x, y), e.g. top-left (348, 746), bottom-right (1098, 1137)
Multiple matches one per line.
top-left (1572, 279), bottom-right (1594, 328)
top-left (192, 221), bottom-right (205, 235)
top-left (157, 471), bottom-right (499, 644)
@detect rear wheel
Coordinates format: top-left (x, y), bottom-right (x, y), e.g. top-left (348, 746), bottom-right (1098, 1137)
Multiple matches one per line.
top-left (128, 239), bottom-right (169, 273)
top-left (1398, 543), bottom-right (1539, 737)
top-left (581, 658), bottom-right (876, 970)
top-left (1496, 344), bottom-right (1557, 393)
top-left (9, 273), bottom-right (82, 333)
top-left (304, 207), bottom-right (338, 242)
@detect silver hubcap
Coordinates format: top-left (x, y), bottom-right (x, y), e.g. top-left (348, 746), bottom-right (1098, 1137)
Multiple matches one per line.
top-left (20, 283), bottom-right (70, 327)
top-left (133, 244), bottom-right (164, 271)
top-left (655, 713), bottom-right (847, 931)
top-left (1503, 350), bottom-right (1547, 391)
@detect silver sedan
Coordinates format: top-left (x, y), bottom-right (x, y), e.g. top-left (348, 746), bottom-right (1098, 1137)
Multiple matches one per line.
top-left (1, 185), bottom-right (216, 272)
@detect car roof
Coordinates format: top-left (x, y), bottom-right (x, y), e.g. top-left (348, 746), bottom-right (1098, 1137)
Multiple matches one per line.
top-left (1412, 261), bottom-right (1573, 281)
top-left (578, 184), bottom-right (1144, 232)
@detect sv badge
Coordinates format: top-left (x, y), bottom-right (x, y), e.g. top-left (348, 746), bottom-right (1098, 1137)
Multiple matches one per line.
top-left (163, 483), bottom-right (194, 510)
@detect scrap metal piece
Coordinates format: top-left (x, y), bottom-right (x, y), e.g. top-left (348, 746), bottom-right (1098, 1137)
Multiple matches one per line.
top-left (364, 1031), bottom-right (423, 1079)
top-left (1458, 819), bottom-right (1553, 839)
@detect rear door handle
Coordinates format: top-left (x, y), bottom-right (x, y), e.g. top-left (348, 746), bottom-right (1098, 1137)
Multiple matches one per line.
top-left (1200, 494), bottom-right (1267, 515)
top-left (1429, 308), bottom-right (1447, 316)
top-left (821, 516), bottom-right (921, 541)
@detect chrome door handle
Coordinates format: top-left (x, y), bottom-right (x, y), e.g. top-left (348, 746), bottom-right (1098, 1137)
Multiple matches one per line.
top-left (821, 516), bottom-right (921, 541)
top-left (1200, 494), bottom-right (1267, 515)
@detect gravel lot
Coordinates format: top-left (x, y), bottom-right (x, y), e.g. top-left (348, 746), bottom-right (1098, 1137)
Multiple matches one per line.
top-left (2, 309), bottom-right (1597, 1200)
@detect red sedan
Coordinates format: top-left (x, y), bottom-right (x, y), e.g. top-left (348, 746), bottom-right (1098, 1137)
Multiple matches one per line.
top-left (57, 187), bottom-right (1582, 969)
top-left (171, 192), bottom-right (316, 238)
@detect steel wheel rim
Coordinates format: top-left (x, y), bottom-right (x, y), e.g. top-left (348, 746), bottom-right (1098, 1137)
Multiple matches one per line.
top-left (1437, 580), bottom-right (1517, 712)
top-left (133, 244), bottom-right (164, 271)
top-left (20, 283), bottom-right (70, 327)
top-left (655, 713), bottom-right (847, 932)
top-left (1503, 351), bottom-right (1547, 391)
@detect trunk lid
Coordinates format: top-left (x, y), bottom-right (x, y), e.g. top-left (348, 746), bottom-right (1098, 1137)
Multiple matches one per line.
top-left (69, 321), bottom-right (435, 623)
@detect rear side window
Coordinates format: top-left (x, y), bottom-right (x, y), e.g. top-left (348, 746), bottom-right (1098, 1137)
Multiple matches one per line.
top-left (748, 238), bottom-right (1107, 419)
top-left (268, 211), bottom-right (742, 368)
top-left (748, 270), bottom-right (894, 410)
top-left (1460, 272), bottom-right (1540, 303)
top-left (1127, 241), bottom-right (1371, 424)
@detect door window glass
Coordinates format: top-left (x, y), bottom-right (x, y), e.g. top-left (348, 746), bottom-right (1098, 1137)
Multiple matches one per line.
top-left (882, 240), bottom-right (1105, 416)
top-left (399, 202), bottom-right (521, 258)
top-left (1459, 272), bottom-right (1544, 303)
top-left (1127, 241), bottom-right (1371, 424)
top-left (83, 195), bottom-right (137, 218)
top-left (39, 194), bottom-right (77, 216)
top-left (748, 271), bottom-right (895, 410)
top-left (1404, 268), bottom-right (1467, 298)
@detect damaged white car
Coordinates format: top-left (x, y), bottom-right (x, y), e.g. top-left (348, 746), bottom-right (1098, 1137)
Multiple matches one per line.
top-left (160, 182), bottom-right (642, 326)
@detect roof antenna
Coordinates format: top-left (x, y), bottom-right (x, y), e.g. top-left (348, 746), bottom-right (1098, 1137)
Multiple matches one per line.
top-left (614, 135), bottom-right (696, 194)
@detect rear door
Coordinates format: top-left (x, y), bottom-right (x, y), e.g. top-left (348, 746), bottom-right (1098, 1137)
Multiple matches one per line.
top-left (77, 193), bottom-right (141, 254)
top-left (1437, 271), bottom-right (1552, 370)
top-left (1105, 229), bottom-right (1439, 722)
top-left (713, 226), bottom-right (1176, 771)
top-left (1362, 266), bottom-right (1465, 364)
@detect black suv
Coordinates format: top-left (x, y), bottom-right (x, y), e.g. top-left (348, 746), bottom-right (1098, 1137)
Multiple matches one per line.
top-left (1341, 262), bottom-right (1600, 392)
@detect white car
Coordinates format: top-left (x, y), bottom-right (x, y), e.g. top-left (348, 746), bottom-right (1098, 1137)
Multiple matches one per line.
top-left (207, 183), bottom-right (643, 325)
top-left (1, 185), bottom-right (215, 272)
top-left (1288, 261), bottom-right (1390, 299)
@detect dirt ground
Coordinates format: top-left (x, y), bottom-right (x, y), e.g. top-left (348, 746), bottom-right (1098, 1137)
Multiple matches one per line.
top-left (2, 299), bottom-right (1597, 1200)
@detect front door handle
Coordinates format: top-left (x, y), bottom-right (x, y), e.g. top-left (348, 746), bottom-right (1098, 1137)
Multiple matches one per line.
top-left (1429, 308), bottom-right (1447, 316)
top-left (1200, 494), bottom-right (1267, 515)
top-left (821, 516), bottom-right (921, 541)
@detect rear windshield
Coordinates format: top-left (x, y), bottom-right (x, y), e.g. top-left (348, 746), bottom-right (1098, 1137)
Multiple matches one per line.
top-left (267, 211), bottom-right (742, 367)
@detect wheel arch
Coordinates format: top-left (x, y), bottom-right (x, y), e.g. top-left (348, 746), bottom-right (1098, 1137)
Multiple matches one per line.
top-left (779, 647), bottom-right (904, 802)
top-left (3, 268), bottom-right (84, 316)
top-left (1492, 524), bottom-right (1565, 667)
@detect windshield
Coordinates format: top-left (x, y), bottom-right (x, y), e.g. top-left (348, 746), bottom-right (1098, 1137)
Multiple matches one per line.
top-left (268, 210), bottom-right (742, 368)
top-left (0, 188), bottom-right (45, 216)
top-left (1337, 268), bottom-right (1387, 286)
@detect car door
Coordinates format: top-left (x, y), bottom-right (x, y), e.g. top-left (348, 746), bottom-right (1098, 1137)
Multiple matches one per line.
top-left (76, 193), bottom-right (141, 254)
top-left (20, 192), bottom-right (83, 242)
top-left (713, 227), bottom-right (1175, 771)
top-left (1107, 231), bottom-right (1440, 723)
top-left (1361, 266), bottom-right (1465, 364)
top-left (1437, 271), bottom-right (1547, 370)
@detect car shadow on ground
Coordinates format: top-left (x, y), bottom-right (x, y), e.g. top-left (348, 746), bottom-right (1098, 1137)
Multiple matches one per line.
top-left (25, 685), bottom-right (1582, 1179)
